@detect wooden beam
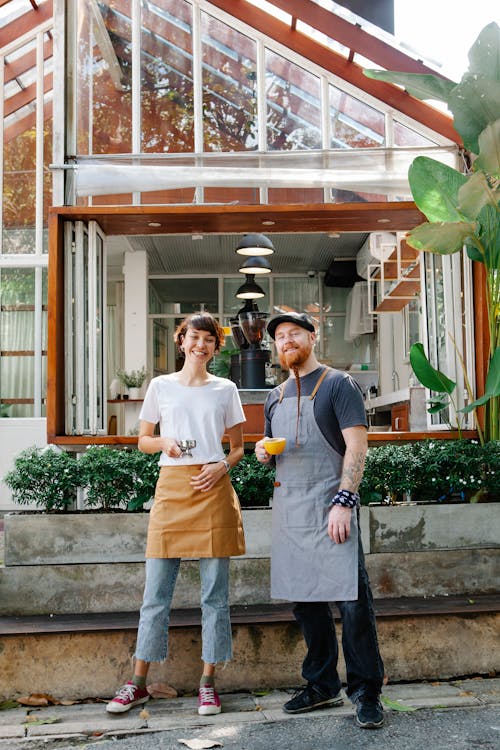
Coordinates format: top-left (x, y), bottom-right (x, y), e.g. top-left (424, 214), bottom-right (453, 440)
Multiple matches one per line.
top-left (49, 201), bottom-right (426, 236)
top-left (208, 0), bottom-right (460, 144)
top-left (4, 72), bottom-right (52, 117)
top-left (473, 261), bottom-right (488, 432)
top-left (0, 0), bottom-right (52, 49)
top-left (263, 0), bottom-right (451, 78)
top-left (46, 210), bottom-right (65, 441)
top-left (3, 39), bottom-right (53, 85)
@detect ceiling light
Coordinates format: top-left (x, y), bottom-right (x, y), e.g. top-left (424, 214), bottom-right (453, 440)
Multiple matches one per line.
top-left (236, 233), bottom-right (274, 256)
top-left (235, 274), bottom-right (265, 299)
top-left (262, 220), bottom-right (275, 226)
top-left (328, 232), bottom-right (341, 238)
top-left (148, 222), bottom-right (161, 227)
top-left (377, 218), bottom-right (391, 224)
top-left (238, 256), bottom-right (272, 275)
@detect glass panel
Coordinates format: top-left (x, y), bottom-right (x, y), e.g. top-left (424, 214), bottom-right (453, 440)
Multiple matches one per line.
top-left (394, 121), bottom-right (435, 147)
top-left (0, 268), bottom-right (47, 417)
top-left (152, 318), bottom-right (170, 376)
top-left (95, 231), bottom-right (104, 428)
top-left (322, 285), bottom-right (350, 313)
top-left (77, 0), bottom-right (132, 155)
top-left (83, 230), bottom-right (90, 430)
top-left (202, 12), bottom-right (258, 151)
top-left (424, 253), bottom-right (448, 424)
top-left (266, 50), bottom-right (321, 150)
top-left (329, 84), bottom-right (384, 148)
top-left (3, 130), bottom-right (36, 253)
top-left (142, 0), bottom-right (194, 152)
top-left (149, 278), bottom-right (218, 314)
top-left (322, 315), bottom-right (356, 369)
top-left (273, 277), bottom-right (320, 315)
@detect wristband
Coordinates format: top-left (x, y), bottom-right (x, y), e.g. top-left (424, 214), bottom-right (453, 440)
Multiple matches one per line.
top-left (330, 489), bottom-right (360, 508)
top-left (221, 459), bottom-right (230, 473)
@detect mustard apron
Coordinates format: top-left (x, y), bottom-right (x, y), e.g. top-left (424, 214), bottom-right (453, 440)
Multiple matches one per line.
top-left (270, 368), bottom-right (358, 601)
top-left (146, 465), bottom-right (245, 558)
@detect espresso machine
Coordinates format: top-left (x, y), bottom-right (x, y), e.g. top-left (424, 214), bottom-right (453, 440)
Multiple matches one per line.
top-left (230, 300), bottom-right (270, 389)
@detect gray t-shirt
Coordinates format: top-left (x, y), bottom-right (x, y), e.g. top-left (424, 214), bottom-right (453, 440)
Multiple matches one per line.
top-left (264, 366), bottom-right (367, 456)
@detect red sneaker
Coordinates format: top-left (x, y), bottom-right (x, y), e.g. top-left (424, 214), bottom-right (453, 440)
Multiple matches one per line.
top-left (106, 681), bottom-right (150, 713)
top-left (198, 684), bottom-right (221, 715)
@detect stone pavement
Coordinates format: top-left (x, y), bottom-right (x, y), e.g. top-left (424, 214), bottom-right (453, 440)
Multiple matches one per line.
top-left (0, 677), bottom-right (499, 747)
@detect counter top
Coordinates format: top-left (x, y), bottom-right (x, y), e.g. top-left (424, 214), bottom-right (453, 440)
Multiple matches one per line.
top-left (238, 389), bottom-right (272, 404)
top-left (365, 388), bottom-right (409, 410)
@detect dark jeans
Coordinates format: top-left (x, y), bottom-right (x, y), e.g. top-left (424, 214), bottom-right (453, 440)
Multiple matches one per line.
top-left (293, 538), bottom-right (384, 704)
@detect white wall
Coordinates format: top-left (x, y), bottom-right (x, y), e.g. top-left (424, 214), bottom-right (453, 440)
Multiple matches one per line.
top-left (0, 418), bottom-right (47, 511)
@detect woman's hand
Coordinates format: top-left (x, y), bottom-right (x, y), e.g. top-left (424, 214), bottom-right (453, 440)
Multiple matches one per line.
top-left (254, 438), bottom-right (272, 464)
top-left (162, 437), bottom-right (183, 458)
top-left (190, 461), bottom-right (226, 492)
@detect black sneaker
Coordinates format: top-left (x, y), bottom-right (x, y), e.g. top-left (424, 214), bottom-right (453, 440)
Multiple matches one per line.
top-left (283, 685), bottom-right (343, 714)
top-left (356, 698), bottom-right (384, 728)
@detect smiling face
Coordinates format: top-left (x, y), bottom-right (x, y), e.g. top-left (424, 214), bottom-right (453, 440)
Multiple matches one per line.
top-left (274, 322), bottom-right (316, 370)
top-left (181, 326), bottom-right (218, 365)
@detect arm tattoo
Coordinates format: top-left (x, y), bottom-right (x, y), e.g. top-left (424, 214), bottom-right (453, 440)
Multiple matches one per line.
top-left (340, 449), bottom-right (365, 492)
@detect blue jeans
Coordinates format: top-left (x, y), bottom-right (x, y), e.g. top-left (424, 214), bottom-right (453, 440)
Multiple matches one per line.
top-left (293, 538), bottom-right (384, 704)
top-left (135, 557), bottom-right (232, 665)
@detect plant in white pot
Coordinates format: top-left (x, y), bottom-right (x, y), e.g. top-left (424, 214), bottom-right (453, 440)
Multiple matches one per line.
top-left (116, 366), bottom-right (148, 399)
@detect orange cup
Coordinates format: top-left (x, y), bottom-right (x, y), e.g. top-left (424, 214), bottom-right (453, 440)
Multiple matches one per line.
top-left (263, 437), bottom-right (287, 455)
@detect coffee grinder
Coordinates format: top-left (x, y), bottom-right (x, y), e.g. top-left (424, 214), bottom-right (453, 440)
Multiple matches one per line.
top-left (230, 300), bottom-right (270, 389)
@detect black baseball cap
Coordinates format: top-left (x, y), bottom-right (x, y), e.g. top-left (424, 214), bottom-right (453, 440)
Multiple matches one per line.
top-left (267, 312), bottom-right (316, 340)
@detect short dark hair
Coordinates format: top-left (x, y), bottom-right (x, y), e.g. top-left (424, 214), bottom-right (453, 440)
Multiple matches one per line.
top-left (174, 312), bottom-right (225, 352)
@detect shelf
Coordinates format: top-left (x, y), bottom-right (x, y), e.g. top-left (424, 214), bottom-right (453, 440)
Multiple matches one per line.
top-left (107, 399), bottom-right (143, 403)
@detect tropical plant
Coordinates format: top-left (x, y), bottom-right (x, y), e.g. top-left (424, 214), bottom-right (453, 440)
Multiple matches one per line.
top-left (4, 446), bottom-right (81, 511)
top-left (116, 366), bottom-right (148, 388)
top-left (364, 22), bottom-right (500, 441)
top-left (208, 346), bottom-right (240, 378)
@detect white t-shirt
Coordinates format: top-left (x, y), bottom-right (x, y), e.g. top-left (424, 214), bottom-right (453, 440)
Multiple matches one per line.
top-left (139, 374), bottom-right (246, 466)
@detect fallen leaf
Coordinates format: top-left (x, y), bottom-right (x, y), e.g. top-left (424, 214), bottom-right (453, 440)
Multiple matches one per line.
top-left (381, 696), bottom-right (417, 712)
top-left (147, 682), bottom-right (178, 699)
top-left (17, 693), bottom-right (59, 707)
top-left (178, 740), bottom-right (223, 749)
top-left (139, 708), bottom-right (150, 720)
top-left (24, 716), bottom-right (61, 726)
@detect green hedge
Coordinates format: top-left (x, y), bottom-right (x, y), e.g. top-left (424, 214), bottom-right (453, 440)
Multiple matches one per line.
top-left (5, 439), bottom-right (498, 512)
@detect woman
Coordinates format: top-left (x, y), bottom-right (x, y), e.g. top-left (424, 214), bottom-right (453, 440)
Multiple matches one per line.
top-left (106, 312), bottom-right (246, 716)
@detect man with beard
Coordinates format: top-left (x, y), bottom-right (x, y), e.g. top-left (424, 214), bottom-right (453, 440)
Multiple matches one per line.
top-left (255, 312), bottom-right (384, 729)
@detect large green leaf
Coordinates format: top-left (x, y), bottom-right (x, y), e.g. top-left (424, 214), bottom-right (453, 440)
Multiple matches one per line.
top-left (457, 171), bottom-right (500, 220)
top-left (475, 119), bottom-right (500, 175)
top-left (406, 222), bottom-right (477, 254)
top-left (475, 204), bottom-right (500, 270)
top-left (410, 343), bottom-right (456, 394)
top-left (363, 69), bottom-right (456, 102)
top-left (460, 347), bottom-right (500, 412)
top-left (467, 22), bottom-right (500, 81)
top-left (408, 157), bottom-right (468, 222)
top-left (448, 74), bottom-right (500, 154)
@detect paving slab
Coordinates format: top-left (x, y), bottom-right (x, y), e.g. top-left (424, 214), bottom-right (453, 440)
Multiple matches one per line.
top-left (0, 680), bottom-right (499, 744)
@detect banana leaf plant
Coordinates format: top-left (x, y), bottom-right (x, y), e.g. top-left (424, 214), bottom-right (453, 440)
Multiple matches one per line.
top-left (365, 22), bottom-right (500, 441)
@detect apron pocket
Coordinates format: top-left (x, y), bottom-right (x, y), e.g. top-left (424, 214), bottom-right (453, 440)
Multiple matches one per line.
top-left (275, 481), bottom-right (324, 528)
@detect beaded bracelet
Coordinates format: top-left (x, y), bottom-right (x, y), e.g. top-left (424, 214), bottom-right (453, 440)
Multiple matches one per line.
top-left (330, 488), bottom-right (360, 508)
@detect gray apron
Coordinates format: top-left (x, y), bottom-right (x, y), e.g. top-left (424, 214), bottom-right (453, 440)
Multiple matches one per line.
top-left (270, 368), bottom-right (358, 601)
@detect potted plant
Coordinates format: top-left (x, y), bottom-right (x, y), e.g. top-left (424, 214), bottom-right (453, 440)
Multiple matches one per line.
top-left (364, 22), bottom-right (500, 442)
top-left (116, 366), bottom-right (148, 399)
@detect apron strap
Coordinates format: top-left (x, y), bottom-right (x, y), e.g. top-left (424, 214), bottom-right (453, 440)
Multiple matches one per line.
top-left (309, 367), bottom-right (330, 400)
top-left (278, 382), bottom-right (286, 403)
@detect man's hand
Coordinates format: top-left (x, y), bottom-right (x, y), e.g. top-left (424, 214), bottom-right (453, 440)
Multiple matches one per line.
top-left (328, 505), bottom-right (352, 544)
top-left (254, 438), bottom-right (273, 464)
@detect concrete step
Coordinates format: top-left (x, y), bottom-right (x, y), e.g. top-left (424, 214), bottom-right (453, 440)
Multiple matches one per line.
top-left (1, 596), bottom-right (499, 701)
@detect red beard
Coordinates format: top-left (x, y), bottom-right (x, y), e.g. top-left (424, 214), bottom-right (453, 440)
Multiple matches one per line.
top-left (278, 341), bottom-right (313, 370)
